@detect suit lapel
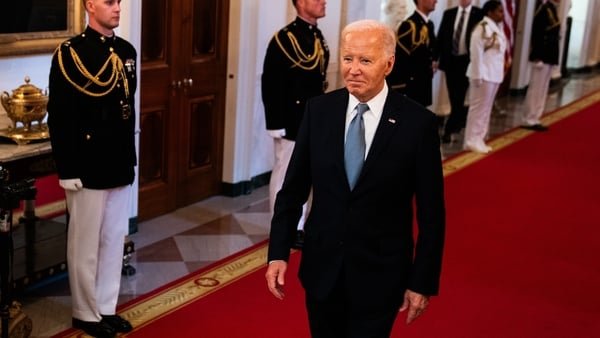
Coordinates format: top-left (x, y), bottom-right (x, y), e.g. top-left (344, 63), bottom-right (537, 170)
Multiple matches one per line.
top-left (327, 90), bottom-right (351, 188)
top-left (357, 93), bottom-right (403, 185)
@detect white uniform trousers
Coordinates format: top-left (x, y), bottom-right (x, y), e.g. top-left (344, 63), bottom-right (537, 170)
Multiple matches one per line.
top-left (269, 137), bottom-right (309, 230)
top-left (464, 80), bottom-right (500, 148)
top-left (523, 62), bottom-right (553, 125)
top-left (65, 185), bottom-right (130, 322)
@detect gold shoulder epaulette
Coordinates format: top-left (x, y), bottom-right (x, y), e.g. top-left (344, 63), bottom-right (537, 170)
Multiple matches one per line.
top-left (479, 22), bottom-right (497, 52)
top-left (274, 31), bottom-right (325, 72)
top-left (396, 19), bottom-right (428, 55)
top-left (57, 45), bottom-right (129, 98)
top-left (545, 7), bottom-right (560, 30)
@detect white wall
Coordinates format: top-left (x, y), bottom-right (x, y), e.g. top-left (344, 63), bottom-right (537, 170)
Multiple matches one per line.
top-left (117, 0), bottom-right (142, 220)
top-left (567, 0), bottom-right (600, 69)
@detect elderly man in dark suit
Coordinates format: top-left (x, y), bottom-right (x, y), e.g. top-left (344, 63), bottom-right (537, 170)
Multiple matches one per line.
top-left (265, 19), bottom-right (445, 338)
top-left (437, 0), bottom-right (483, 143)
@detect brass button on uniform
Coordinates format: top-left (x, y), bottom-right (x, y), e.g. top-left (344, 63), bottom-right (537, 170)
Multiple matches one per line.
top-left (86, 134), bottom-right (91, 140)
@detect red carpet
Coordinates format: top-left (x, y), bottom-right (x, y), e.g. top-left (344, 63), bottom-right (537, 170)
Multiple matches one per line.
top-left (390, 95), bottom-right (600, 337)
top-left (54, 92), bottom-right (600, 338)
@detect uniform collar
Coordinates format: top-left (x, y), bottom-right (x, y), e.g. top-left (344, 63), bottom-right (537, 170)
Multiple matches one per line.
top-left (294, 16), bottom-right (318, 31)
top-left (458, 4), bottom-right (473, 14)
top-left (415, 9), bottom-right (430, 23)
top-left (82, 26), bottom-right (116, 43)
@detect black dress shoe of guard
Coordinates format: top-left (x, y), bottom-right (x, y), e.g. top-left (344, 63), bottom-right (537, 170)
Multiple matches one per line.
top-left (72, 318), bottom-right (116, 338)
top-left (520, 124), bottom-right (549, 132)
top-left (291, 230), bottom-right (304, 250)
top-left (101, 314), bottom-right (133, 333)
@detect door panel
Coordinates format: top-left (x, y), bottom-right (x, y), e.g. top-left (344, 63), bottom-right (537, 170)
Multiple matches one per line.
top-left (139, 0), bottom-right (228, 220)
top-left (176, 0), bottom-right (227, 207)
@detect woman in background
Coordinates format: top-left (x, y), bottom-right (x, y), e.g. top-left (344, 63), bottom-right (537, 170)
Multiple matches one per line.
top-left (463, 0), bottom-right (506, 154)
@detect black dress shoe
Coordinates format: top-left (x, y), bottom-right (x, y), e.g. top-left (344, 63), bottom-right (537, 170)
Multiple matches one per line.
top-left (101, 314), bottom-right (133, 333)
top-left (72, 318), bottom-right (116, 338)
top-left (291, 230), bottom-right (304, 249)
top-left (520, 123), bottom-right (549, 132)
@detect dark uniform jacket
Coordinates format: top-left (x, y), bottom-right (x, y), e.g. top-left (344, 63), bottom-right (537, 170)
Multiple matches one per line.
top-left (529, 1), bottom-right (560, 65)
top-left (48, 26), bottom-right (137, 189)
top-left (268, 88), bottom-right (445, 305)
top-left (388, 12), bottom-right (438, 107)
top-left (261, 17), bottom-right (329, 141)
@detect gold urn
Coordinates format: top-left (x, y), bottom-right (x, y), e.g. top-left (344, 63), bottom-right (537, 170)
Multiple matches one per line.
top-left (1, 76), bottom-right (49, 131)
top-left (0, 76), bottom-right (50, 144)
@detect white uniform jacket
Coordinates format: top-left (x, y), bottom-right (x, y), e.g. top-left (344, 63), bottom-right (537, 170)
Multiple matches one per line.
top-left (466, 16), bottom-right (507, 84)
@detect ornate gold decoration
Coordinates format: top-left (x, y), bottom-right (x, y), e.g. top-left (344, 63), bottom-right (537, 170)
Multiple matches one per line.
top-left (275, 31), bottom-right (326, 74)
top-left (57, 45), bottom-right (130, 99)
top-left (396, 20), bottom-right (430, 55)
top-left (1, 76), bottom-right (50, 144)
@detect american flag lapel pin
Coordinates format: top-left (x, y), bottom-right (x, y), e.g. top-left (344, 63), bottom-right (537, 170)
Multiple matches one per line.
top-left (388, 118), bottom-right (396, 124)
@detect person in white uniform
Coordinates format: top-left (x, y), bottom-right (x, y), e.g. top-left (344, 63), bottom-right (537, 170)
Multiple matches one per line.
top-left (463, 0), bottom-right (507, 154)
top-left (47, 0), bottom-right (137, 337)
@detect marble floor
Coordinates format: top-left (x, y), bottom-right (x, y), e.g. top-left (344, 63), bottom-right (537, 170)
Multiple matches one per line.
top-left (14, 67), bottom-right (600, 338)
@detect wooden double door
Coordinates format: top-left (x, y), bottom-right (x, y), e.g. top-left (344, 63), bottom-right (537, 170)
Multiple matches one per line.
top-left (138, 0), bottom-right (229, 221)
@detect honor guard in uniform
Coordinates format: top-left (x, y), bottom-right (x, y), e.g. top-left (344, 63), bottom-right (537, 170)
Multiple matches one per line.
top-left (47, 1), bottom-right (136, 337)
top-left (521, 0), bottom-right (561, 132)
top-left (261, 0), bottom-right (329, 249)
top-left (387, 0), bottom-right (439, 108)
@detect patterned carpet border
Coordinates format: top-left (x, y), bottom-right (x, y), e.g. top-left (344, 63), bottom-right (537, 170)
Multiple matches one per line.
top-left (442, 89), bottom-right (600, 176)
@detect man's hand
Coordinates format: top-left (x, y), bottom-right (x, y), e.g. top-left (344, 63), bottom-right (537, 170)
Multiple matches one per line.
top-left (399, 289), bottom-right (430, 324)
top-left (265, 260), bottom-right (287, 300)
top-left (432, 61), bottom-right (439, 74)
top-left (59, 178), bottom-right (83, 191)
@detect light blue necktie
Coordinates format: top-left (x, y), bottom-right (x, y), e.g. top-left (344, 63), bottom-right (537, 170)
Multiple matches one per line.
top-left (344, 103), bottom-right (368, 190)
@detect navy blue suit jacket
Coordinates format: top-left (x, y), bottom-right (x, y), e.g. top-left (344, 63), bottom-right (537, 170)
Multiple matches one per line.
top-left (267, 87), bottom-right (445, 307)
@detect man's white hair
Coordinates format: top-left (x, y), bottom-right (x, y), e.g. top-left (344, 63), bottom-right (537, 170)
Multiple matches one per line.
top-left (341, 20), bottom-right (396, 57)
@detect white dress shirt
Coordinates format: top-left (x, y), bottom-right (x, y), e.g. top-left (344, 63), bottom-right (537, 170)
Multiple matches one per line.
top-left (454, 5), bottom-right (473, 55)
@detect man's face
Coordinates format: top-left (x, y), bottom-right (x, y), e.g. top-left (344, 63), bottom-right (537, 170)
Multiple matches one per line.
top-left (87, 0), bottom-right (122, 30)
top-left (340, 29), bottom-right (394, 103)
top-left (297, 0), bottom-right (326, 21)
top-left (418, 0), bottom-right (438, 15)
top-left (458, 0), bottom-right (472, 8)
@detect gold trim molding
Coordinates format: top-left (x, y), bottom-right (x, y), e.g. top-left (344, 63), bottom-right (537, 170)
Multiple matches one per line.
top-left (0, 0), bottom-right (84, 57)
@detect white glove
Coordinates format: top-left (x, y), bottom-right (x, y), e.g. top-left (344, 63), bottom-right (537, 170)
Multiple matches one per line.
top-left (473, 79), bottom-right (483, 88)
top-left (267, 129), bottom-right (286, 139)
top-left (59, 178), bottom-right (83, 191)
